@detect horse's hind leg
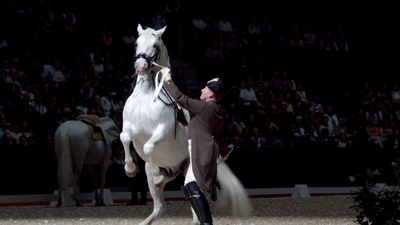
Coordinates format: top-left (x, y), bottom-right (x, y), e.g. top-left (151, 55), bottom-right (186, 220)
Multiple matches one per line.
top-left (88, 164), bottom-right (103, 206)
top-left (139, 163), bottom-right (168, 225)
top-left (56, 170), bottom-right (62, 207)
top-left (120, 124), bottom-right (137, 178)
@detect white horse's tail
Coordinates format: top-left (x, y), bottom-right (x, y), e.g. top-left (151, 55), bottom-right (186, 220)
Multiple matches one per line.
top-left (217, 162), bottom-right (252, 217)
top-left (58, 126), bottom-right (75, 192)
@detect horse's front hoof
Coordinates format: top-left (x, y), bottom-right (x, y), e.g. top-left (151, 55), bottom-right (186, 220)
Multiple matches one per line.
top-left (125, 164), bottom-right (137, 178)
top-left (125, 170), bottom-right (137, 178)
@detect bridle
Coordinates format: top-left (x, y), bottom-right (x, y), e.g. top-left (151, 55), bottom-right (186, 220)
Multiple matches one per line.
top-left (134, 33), bottom-right (161, 68)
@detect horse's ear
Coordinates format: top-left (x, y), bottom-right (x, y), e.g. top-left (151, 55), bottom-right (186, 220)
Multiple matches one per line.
top-left (137, 24), bottom-right (144, 35)
top-left (154, 26), bottom-right (167, 38)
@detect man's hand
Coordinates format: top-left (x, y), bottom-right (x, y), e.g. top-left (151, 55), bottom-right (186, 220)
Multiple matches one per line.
top-left (160, 67), bottom-right (172, 82)
top-left (219, 154), bottom-right (229, 163)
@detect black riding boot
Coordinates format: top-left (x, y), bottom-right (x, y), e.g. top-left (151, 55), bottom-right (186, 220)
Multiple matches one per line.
top-left (181, 181), bottom-right (213, 225)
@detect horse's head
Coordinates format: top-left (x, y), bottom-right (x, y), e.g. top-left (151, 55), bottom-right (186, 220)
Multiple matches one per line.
top-left (134, 24), bottom-right (166, 75)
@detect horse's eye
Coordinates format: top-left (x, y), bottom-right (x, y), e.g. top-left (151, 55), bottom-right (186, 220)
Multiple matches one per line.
top-left (153, 44), bottom-right (157, 48)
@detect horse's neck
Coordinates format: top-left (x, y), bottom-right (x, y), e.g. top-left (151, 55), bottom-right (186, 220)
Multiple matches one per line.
top-left (137, 74), bottom-right (155, 94)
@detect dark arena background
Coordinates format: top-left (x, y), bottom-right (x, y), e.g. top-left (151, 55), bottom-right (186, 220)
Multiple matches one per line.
top-left (0, 0), bottom-right (399, 224)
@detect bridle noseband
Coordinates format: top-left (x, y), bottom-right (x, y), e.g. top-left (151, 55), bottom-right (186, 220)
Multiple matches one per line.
top-left (134, 37), bottom-right (161, 67)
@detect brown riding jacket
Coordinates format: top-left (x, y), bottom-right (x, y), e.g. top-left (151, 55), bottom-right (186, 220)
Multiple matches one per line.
top-left (164, 80), bottom-right (228, 200)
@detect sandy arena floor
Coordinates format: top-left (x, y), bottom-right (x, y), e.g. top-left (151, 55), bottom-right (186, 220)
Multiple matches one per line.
top-left (0, 196), bottom-right (357, 225)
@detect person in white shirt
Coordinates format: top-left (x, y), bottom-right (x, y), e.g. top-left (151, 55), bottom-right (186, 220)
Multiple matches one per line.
top-left (239, 81), bottom-right (258, 106)
top-left (192, 12), bottom-right (207, 31)
top-left (218, 14), bottom-right (233, 33)
top-left (50, 60), bottom-right (64, 83)
top-left (122, 28), bottom-right (136, 50)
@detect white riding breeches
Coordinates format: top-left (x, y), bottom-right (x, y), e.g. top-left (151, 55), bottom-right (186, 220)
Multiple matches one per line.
top-left (184, 139), bottom-right (197, 185)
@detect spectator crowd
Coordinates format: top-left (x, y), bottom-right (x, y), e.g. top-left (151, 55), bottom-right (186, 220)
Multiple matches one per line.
top-left (0, 0), bottom-right (398, 160)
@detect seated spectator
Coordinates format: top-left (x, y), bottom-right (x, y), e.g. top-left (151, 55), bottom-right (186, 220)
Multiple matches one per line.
top-left (293, 92), bottom-right (307, 116)
top-left (391, 83), bottom-right (400, 110)
top-left (10, 123), bottom-right (23, 143)
top-left (263, 125), bottom-right (279, 148)
top-left (18, 135), bottom-right (28, 148)
top-left (335, 34), bottom-right (349, 53)
top-left (303, 25), bottom-right (317, 50)
top-left (337, 133), bottom-right (348, 148)
top-left (0, 105), bottom-right (6, 120)
top-left (240, 127), bottom-right (253, 148)
top-left (1, 132), bottom-right (17, 148)
top-left (0, 118), bottom-right (11, 142)
top-left (371, 91), bottom-right (387, 113)
top-left (192, 12), bottom-right (207, 32)
top-left (259, 15), bottom-right (272, 38)
top-left (92, 56), bottom-right (104, 77)
top-left (227, 135), bottom-right (241, 151)
top-left (265, 109), bottom-right (281, 133)
top-left (393, 129), bottom-right (400, 149)
top-left (334, 117), bottom-right (351, 138)
top-left (365, 118), bottom-right (384, 148)
top-left (308, 125), bottom-right (320, 148)
top-left (204, 42), bottom-right (224, 62)
top-left (319, 31), bottom-right (337, 52)
top-left (289, 32), bottom-right (304, 55)
top-left (269, 71), bottom-right (285, 90)
top-left (282, 71), bottom-right (296, 91)
top-left (50, 60), bottom-right (65, 84)
top-left (281, 93), bottom-right (295, 114)
top-left (310, 94), bottom-right (324, 117)
top-left (293, 115), bottom-right (308, 147)
top-left (274, 139), bottom-right (285, 148)
top-left (0, 60), bottom-right (9, 81)
top-left (296, 83), bottom-right (309, 103)
top-left (218, 13), bottom-right (233, 34)
top-left (4, 68), bottom-right (22, 93)
top-left (251, 127), bottom-right (262, 148)
top-left (248, 16), bottom-right (260, 36)
top-left (266, 94), bottom-right (279, 112)
top-left (231, 114), bottom-right (246, 135)
top-left (379, 120), bottom-right (394, 147)
top-left (278, 103), bottom-right (294, 136)
top-left (273, 34), bottom-right (289, 52)
top-left (239, 80), bottom-right (259, 114)
top-left (365, 104), bottom-right (383, 126)
top-left (122, 28), bottom-right (136, 57)
top-left (269, 81), bottom-right (283, 102)
top-left (324, 105), bottom-right (339, 126)
top-left (320, 128), bottom-right (334, 148)
top-left (319, 115), bottom-right (335, 138)
top-left (151, 11), bottom-right (167, 30)
top-left (204, 13), bottom-right (218, 34)
top-left (21, 120), bottom-right (33, 139)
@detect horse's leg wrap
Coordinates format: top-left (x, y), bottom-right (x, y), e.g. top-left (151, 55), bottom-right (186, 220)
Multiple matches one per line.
top-left (181, 181), bottom-right (212, 225)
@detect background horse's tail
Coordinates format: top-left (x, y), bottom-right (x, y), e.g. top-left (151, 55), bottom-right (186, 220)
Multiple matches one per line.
top-left (217, 162), bottom-right (252, 217)
top-left (57, 126), bottom-right (75, 192)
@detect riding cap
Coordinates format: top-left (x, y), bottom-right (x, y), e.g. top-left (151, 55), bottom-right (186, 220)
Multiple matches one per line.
top-left (206, 78), bottom-right (224, 94)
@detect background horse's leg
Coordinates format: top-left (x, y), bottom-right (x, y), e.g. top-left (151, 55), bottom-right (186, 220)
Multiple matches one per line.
top-left (96, 148), bottom-right (112, 206)
top-left (73, 163), bottom-right (83, 207)
top-left (120, 125), bottom-right (137, 177)
top-left (88, 164), bottom-right (101, 206)
top-left (139, 163), bottom-right (170, 225)
top-left (56, 170), bottom-right (63, 207)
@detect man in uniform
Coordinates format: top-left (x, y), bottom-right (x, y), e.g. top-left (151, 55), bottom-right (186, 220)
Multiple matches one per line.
top-left (161, 68), bottom-right (229, 225)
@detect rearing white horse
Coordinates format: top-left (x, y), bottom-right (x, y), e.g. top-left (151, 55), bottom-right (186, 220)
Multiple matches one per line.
top-left (120, 24), bottom-right (251, 225)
